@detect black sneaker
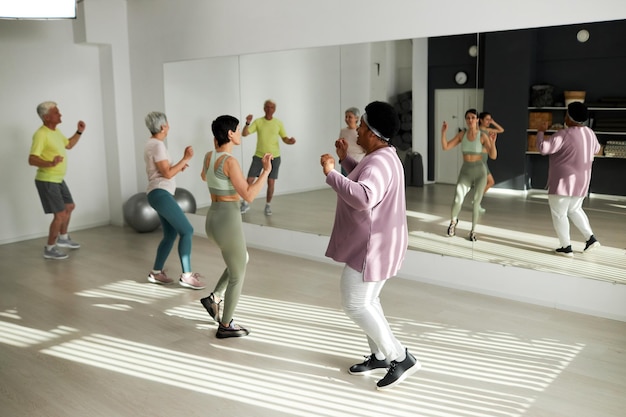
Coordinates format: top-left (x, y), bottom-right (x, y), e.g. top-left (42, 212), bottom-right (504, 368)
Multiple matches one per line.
top-left (468, 231), bottom-right (477, 242)
top-left (348, 354), bottom-right (390, 375)
top-left (584, 235), bottom-right (600, 252)
top-left (447, 219), bottom-right (458, 237)
top-left (376, 349), bottom-right (421, 390)
top-left (200, 293), bottom-right (222, 323)
top-left (216, 320), bottom-right (249, 339)
top-left (555, 245), bottom-right (574, 257)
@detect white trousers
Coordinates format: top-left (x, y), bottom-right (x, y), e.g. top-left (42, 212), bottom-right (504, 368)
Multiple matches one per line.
top-left (548, 195), bottom-right (594, 248)
top-left (340, 265), bottom-right (404, 362)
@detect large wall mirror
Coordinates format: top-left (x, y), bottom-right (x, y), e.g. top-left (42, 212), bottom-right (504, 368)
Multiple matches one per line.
top-left (164, 20), bottom-right (626, 284)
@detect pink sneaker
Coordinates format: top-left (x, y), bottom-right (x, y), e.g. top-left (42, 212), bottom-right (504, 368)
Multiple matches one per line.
top-left (148, 270), bottom-right (173, 285)
top-left (179, 272), bottom-right (205, 290)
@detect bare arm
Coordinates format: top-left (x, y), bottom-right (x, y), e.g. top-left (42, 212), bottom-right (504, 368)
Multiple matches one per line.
top-left (441, 121), bottom-right (463, 150)
top-left (28, 154), bottom-right (63, 168)
top-left (155, 145), bottom-right (193, 179)
top-left (200, 151), bottom-right (210, 182)
top-left (482, 132), bottom-right (497, 160)
top-left (485, 119), bottom-right (504, 134)
top-left (224, 153), bottom-right (272, 202)
top-left (242, 114), bottom-right (253, 137)
top-left (66, 120), bottom-right (86, 149)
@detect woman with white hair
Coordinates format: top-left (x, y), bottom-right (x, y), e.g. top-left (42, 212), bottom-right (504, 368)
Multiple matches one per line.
top-left (338, 107), bottom-right (365, 171)
top-left (143, 111), bottom-right (205, 290)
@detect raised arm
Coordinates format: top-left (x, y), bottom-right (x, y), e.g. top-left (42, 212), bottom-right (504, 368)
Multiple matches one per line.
top-left (155, 145), bottom-right (193, 179)
top-left (242, 114), bottom-right (253, 137)
top-left (66, 120), bottom-right (86, 149)
top-left (486, 119), bottom-right (504, 134)
top-left (441, 121), bottom-right (463, 150)
top-left (225, 153), bottom-right (272, 202)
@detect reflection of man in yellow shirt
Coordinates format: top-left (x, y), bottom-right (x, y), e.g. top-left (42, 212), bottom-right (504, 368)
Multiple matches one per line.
top-left (28, 101), bottom-right (86, 260)
top-left (241, 99), bottom-right (296, 216)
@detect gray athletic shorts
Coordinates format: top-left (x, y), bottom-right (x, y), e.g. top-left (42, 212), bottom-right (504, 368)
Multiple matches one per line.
top-left (35, 180), bottom-right (74, 214)
top-left (247, 155), bottom-right (281, 180)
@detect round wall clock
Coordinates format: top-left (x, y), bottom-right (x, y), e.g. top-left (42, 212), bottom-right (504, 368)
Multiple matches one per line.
top-left (455, 71), bottom-right (468, 85)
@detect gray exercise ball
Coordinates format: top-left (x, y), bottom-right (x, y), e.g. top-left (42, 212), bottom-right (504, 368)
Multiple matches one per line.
top-left (123, 192), bottom-right (160, 233)
top-left (174, 188), bottom-right (197, 213)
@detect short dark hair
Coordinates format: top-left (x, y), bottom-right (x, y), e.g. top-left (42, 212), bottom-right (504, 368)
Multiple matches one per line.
top-left (211, 115), bottom-right (239, 147)
top-left (364, 101), bottom-right (400, 141)
top-left (567, 102), bottom-right (588, 124)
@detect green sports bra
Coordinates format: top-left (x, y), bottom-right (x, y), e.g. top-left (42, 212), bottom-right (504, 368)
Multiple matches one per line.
top-left (461, 130), bottom-right (483, 155)
top-left (205, 151), bottom-right (236, 196)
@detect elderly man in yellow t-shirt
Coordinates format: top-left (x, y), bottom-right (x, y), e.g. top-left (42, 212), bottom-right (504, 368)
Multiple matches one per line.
top-left (28, 101), bottom-right (85, 260)
top-left (241, 99), bottom-right (296, 216)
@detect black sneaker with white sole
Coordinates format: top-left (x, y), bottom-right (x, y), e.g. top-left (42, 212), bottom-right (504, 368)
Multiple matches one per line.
top-left (376, 349), bottom-right (421, 390)
top-left (200, 293), bottom-right (222, 323)
top-left (348, 354), bottom-right (390, 375)
top-left (216, 320), bottom-right (249, 339)
top-left (555, 245), bottom-right (574, 257)
top-left (584, 235), bottom-right (600, 252)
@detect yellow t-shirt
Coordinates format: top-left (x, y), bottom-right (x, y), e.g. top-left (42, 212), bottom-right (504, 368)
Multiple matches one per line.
top-left (247, 117), bottom-right (287, 158)
top-left (30, 126), bottom-right (69, 183)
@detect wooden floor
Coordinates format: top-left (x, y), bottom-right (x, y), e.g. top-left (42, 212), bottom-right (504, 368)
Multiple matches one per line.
top-left (1, 225), bottom-right (625, 416)
top-left (206, 184), bottom-right (626, 285)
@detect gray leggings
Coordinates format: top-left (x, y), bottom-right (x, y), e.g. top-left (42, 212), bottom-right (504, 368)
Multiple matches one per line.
top-left (451, 160), bottom-right (488, 230)
top-left (205, 201), bottom-right (248, 324)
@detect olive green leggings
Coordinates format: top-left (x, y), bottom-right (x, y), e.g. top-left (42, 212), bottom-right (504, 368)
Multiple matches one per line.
top-left (451, 160), bottom-right (488, 231)
top-left (205, 201), bottom-right (248, 324)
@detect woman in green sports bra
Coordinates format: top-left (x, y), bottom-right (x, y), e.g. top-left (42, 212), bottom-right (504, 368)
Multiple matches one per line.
top-left (441, 108), bottom-right (497, 241)
top-left (199, 115), bottom-right (273, 339)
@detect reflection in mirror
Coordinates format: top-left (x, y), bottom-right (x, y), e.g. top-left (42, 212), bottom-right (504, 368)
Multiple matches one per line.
top-left (166, 20), bottom-right (626, 285)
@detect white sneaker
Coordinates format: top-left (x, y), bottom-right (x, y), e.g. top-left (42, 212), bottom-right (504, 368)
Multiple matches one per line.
top-left (57, 237), bottom-right (80, 249)
top-left (240, 201), bottom-right (250, 214)
top-left (43, 246), bottom-right (68, 260)
top-left (179, 272), bottom-right (205, 290)
top-left (264, 204), bottom-right (272, 216)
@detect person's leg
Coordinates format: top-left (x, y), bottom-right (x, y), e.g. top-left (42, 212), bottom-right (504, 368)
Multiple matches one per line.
top-left (54, 181), bottom-right (81, 248)
top-left (340, 265), bottom-right (404, 362)
top-left (567, 196), bottom-right (595, 240)
top-left (58, 203), bottom-right (75, 236)
top-left (242, 157), bottom-right (262, 212)
top-left (470, 162), bottom-right (488, 233)
top-left (148, 189), bottom-right (193, 272)
top-left (548, 195), bottom-right (571, 248)
top-left (205, 202), bottom-right (248, 326)
top-left (265, 156), bottom-right (280, 210)
top-left (451, 163), bottom-right (472, 220)
top-left (48, 210), bottom-right (69, 245)
top-left (35, 181), bottom-right (70, 246)
top-left (484, 173), bottom-right (495, 194)
top-left (266, 178), bottom-right (275, 204)
top-left (447, 163), bottom-right (472, 237)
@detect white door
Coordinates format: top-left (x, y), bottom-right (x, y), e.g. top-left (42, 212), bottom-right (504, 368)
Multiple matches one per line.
top-left (435, 89), bottom-right (484, 184)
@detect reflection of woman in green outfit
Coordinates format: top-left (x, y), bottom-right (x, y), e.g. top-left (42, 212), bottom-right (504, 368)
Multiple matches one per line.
top-left (200, 115), bottom-right (272, 338)
top-left (441, 109), bottom-right (497, 241)
top-left (478, 112), bottom-right (504, 212)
